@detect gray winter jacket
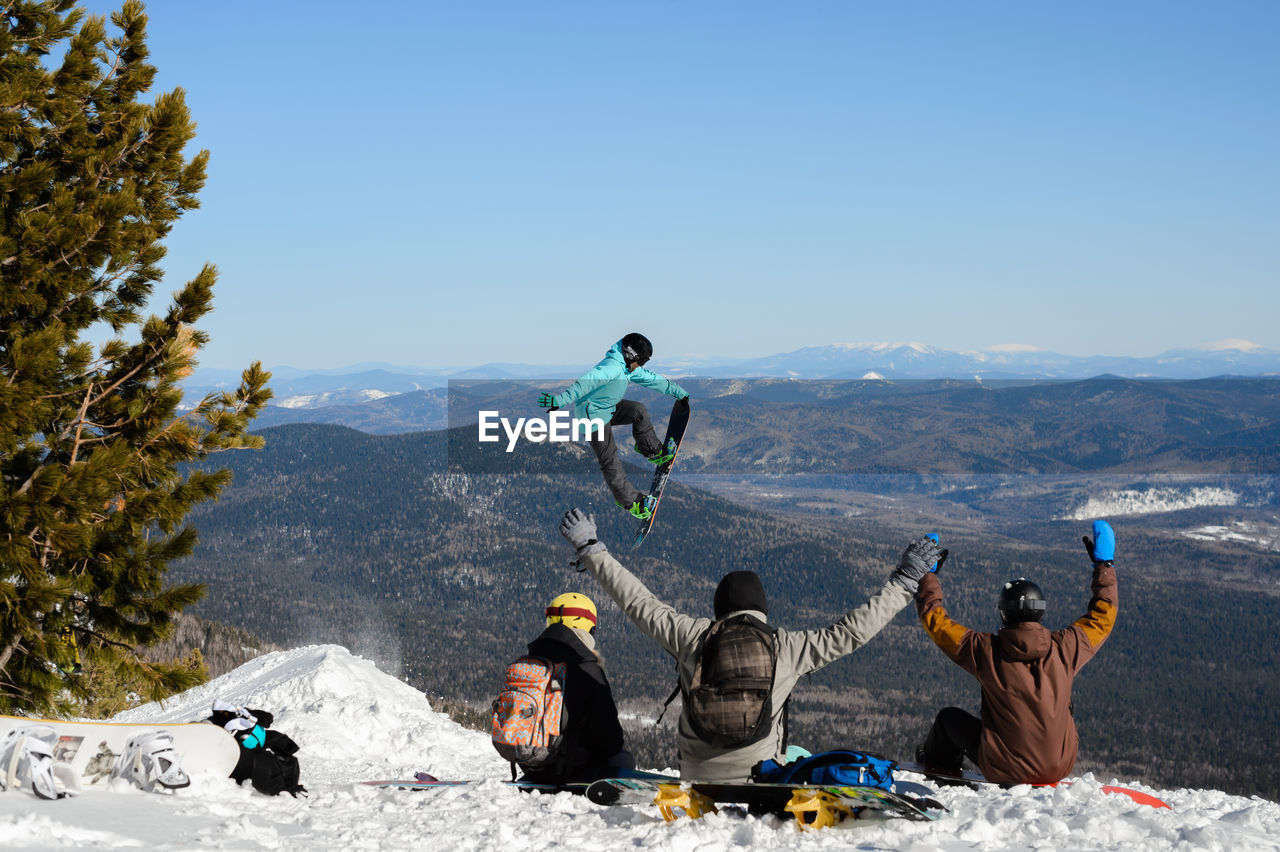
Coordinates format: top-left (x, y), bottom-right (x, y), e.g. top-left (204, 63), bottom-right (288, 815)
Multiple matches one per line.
top-left (579, 550), bottom-right (913, 782)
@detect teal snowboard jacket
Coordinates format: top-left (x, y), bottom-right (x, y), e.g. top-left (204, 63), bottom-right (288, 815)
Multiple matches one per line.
top-left (555, 341), bottom-right (688, 422)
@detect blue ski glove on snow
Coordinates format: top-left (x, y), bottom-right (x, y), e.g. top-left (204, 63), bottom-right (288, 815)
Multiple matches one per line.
top-left (891, 536), bottom-right (945, 593)
top-left (1082, 520), bottom-right (1115, 565)
top-left (538, 392), bottom-right (559, 409)
top-left (560, 508), bottom-right (607, 564)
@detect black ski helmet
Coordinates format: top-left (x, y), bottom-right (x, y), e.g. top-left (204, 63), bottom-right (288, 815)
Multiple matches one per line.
top-left (998, 578), bottom-right (1046, 626)
top-left (620, 332), bottom-right (653, 366)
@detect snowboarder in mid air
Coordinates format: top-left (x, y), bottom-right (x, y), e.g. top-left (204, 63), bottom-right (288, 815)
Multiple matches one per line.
top-left (913, 521), bottom-right (1118, 786)
top-left (538, 333), bottom-right (688, 520)
top-left (558, 507), bottom-right (941, 783)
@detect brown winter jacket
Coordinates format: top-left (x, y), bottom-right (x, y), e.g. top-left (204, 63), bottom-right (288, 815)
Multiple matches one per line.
top-left (915, 562), bottom-right (1118, 784)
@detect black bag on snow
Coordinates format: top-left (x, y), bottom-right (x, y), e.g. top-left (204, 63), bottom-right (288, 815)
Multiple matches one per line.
top-left (685, 613), bottom-right (778, 748)
top-left (211, 705), bottom-right (305, 797)
top-left (242, 729), bottom-right (302, 796)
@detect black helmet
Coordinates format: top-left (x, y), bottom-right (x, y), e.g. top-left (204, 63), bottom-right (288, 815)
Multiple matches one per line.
top-left (998, 578), bottom-right (1046, 626)
top-left (620, 332), bottom-right (653, 366)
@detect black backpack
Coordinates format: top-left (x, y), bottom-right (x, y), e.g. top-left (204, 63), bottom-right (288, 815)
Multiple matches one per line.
top-left (683, 614), bottom-right (779, 748)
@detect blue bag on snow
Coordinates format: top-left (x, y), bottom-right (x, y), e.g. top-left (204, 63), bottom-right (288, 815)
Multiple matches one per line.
top-left (753, 749), bottom-right (896, 790)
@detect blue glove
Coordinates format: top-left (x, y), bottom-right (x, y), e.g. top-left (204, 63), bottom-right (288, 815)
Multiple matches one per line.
top-left (891, 536), bottom-right (945, 592)
top-left (1082, 520), bottom-right (1115, 564)
top-left (537, 392), bottom-right (559, 409)
top-left (925, 533), bottom-right (950, 573)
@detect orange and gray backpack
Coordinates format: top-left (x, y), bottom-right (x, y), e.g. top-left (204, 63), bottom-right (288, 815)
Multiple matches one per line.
top-left (490, 655), bottom-right (567, 778)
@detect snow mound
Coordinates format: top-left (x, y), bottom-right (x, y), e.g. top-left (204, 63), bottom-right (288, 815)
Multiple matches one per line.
top-left (113, 644), bottom-right (504, 784)
top-left (1066, 486), bottom-right (1240, 519)
top-left (3, 644), bottom-right (1278, 851)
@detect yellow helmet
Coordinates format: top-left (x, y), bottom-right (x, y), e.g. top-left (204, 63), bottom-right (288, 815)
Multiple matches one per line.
top-left (546, 592), bottom-right (598, 631)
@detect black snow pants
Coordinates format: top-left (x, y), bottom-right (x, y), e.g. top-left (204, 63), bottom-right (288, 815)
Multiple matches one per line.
top-left (920, 706), bottom-right (982, 770)
top-left (588, 399), bottom-right (662, 507)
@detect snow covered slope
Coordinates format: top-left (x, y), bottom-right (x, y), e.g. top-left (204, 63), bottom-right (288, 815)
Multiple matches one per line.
top-left (2, 644), bottom-right (1278, 851)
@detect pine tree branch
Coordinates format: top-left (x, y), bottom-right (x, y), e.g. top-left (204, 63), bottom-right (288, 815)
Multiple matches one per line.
top-left (76, 625), bottom-right (142, 655)
top-left (68, 381), bottom-right (96, 465)
top-left (0, 13), bottom-right (128, 183)
top-left (0, 636), bottom-right (24, 679)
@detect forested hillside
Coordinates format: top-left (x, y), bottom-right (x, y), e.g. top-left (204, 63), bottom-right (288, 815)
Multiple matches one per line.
top-left (173, 423), bottom-right (1280, 799)
top-left (276, 376), bottom-right (1280, 475)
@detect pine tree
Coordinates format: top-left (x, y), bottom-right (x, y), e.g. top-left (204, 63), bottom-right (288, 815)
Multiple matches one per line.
top-left (0, 1), bottom-right (272, 715)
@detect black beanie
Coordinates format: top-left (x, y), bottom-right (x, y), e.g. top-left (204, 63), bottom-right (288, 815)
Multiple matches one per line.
top-left (714, 571), bottom-right (768, 619)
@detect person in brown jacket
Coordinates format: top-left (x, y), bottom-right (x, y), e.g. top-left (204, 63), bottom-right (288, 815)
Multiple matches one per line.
top-left (914, 521), bottom-right (1118, 785)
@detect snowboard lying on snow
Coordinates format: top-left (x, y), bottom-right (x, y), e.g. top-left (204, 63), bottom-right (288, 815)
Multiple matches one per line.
top-left (361, 768), bottom-right (676, 794)
top-left (895, 760), bottom-right (1170, 809)
top-left (0, 714), bottom-right (239, 797)
top-left (361, 771), bottom-right (575, 793)
top-left (586, 775), bottom-right (944, 828)
top-left (366, 769), bottom-right (944, 830)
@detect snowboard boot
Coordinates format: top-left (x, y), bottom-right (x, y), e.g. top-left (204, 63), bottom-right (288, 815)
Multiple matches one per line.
top-left (640, 437), bottom-right (678, 466)
top-left (111, 731), bottom-right (191, 791)
top-left (913, 744), bottom-right (969, 787)
top-left (0, 725), bottom-right (63, 800)
top-left (618, 494), bottom-right (656, 520)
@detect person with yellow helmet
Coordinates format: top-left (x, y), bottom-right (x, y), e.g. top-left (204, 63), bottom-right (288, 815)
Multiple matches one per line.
top-left (516, 592), bottom-right (634, 784)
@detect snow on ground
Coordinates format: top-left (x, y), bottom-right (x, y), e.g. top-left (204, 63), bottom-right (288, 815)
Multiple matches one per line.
top-left (3, 644), bottom-right (1279, 851)
top-left (1181, 520), bottom-right (1280, 553)
top-left (1066, 486), bottom-right (1240, 519)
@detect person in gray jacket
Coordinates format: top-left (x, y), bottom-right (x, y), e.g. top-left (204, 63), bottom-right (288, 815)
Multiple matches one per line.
top-left (558, 508), bottom-right (943, 783)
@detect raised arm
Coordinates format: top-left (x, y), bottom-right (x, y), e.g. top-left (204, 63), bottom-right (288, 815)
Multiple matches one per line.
top-left (1070, 520), bottom-right (1119, 654)
top-left (558, 509), bottom-right (705, 655)
top-left (914, 537), bottom-right (984, 675)
top-left (781, 536), bottom-right (938, 674)
top-left (783, 579), bottom-right (912, 674)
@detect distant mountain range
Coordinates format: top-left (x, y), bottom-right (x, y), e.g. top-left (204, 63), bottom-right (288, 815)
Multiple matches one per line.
top-left (675, 341), bottom-right (1280, 381)
top-left (186, 347), bottom-right (1280, 440)
top-left (183, 341), bottom-right (1280, 431)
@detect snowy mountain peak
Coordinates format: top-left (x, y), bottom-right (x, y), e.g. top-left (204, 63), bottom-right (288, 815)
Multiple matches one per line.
top-left (1200, 338), bottom-right (1265, 352)
top-left (829, 341), bottom-right (939, 355)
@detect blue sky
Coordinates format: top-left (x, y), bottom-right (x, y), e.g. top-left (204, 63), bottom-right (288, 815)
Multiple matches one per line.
top-left (75, 1), bottom-right (1279, 370)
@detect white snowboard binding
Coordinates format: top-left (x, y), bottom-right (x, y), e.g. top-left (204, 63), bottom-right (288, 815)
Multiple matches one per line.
top-left (111, 730), bottom-right (190, 791)
top-left (0, 724), bottom-right (78, 799)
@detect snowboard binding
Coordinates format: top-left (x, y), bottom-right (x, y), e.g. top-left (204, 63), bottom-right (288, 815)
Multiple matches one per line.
top-left (111, 730), bottom-right (191, 791)
top-left (651, 782), bottom-right (717, 821)
top-left (783, 788), bottom-right (855, 830)
top-left (0, 724), bottom-right (77, 799)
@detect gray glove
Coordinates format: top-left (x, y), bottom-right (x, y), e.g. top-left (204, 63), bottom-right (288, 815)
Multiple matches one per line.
top-left (559, 508), bottom-right (607, 561)
top-left (890, 536), bottom-right (944, 594)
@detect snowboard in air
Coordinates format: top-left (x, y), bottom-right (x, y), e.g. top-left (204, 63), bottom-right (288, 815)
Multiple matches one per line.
top-left (632, 397), bottom-right (691, 549)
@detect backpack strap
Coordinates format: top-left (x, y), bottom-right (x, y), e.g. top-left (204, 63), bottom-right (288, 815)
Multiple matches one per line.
top-left (654, 682), bottom-right (681, 727)
top-left (781, 695), bottom-right (790, 752)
